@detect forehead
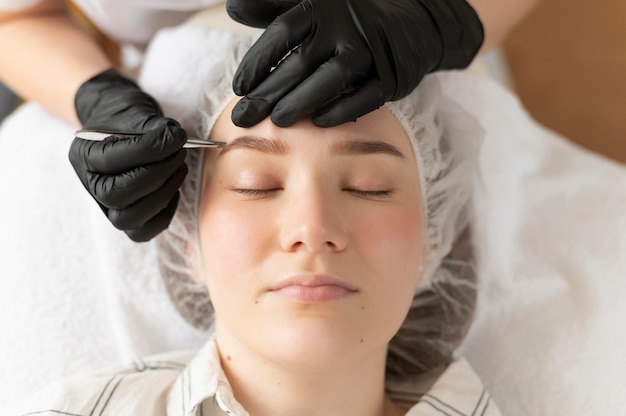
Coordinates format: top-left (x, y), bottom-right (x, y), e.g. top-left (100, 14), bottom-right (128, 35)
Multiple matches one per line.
top-left (210, 98), bottom-right (413, 152)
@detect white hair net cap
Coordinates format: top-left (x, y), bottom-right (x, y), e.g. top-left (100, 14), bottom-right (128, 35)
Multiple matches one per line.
top-left (153, 27), bottom-right (485, 377)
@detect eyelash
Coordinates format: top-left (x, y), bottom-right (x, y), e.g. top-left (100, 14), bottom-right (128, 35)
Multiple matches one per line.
top-left (345, 189), bottom-right (391, 198)
top-left (233, 188), bottom-right (281, 196)
top-left (232, 188), bottom-right (391, 198)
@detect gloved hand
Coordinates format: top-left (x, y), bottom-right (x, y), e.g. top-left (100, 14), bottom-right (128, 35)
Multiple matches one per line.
top-left (227, 0), bottom-right (483, 128)
top-left (69, 68), bottom-right (188, 242)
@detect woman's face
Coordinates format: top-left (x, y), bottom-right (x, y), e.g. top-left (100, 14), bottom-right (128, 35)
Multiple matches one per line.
top-left (199, 100), bottom-right (424, 370)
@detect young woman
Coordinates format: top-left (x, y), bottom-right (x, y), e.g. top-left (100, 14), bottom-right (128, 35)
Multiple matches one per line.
top-left (6, 29), bottom-right (497, 415)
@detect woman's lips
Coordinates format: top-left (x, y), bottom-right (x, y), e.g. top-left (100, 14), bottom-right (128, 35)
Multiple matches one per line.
top-left (269, 274), bottom-right (358, 303)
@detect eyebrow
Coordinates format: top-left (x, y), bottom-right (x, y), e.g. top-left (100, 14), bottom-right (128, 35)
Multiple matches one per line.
top-left (217, 135), bottom-right (288, 157)
top-left (217, 136), bottom-right (406, 159)
top-left (329, 138), bottom-right (406, 158)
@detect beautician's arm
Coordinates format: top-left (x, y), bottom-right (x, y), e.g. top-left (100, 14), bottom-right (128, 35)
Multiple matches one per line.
top-left (467, 0), bottom-right (543, 52)
top-left (0, 0), bottom-right (189, 243)
top-left (0, 0), bottom-right (110, 124)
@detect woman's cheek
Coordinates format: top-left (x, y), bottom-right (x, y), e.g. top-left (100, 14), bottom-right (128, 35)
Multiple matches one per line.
top-left (200, 201), bottom-right (273, 275)
top-left (358, 206), bottom-right (423, 270)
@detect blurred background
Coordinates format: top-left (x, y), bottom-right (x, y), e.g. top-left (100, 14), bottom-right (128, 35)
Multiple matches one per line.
top-left (502, 0), bottom-right (626, 163)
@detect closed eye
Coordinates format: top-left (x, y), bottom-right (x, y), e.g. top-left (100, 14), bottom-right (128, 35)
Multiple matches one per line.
top-left (233, 188), bottom-right (282, 196)
top-left (344, 189), bottom-right (392, 198)
top-left (232, 188), bottom-right (391, 198)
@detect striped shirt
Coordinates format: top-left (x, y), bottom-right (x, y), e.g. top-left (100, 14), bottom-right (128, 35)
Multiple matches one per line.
top-left (5, 337), bottom-right (499, 416)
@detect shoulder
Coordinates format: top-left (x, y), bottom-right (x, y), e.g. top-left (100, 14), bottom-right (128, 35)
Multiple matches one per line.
top-left (4, 350), bottom-right (195, 416)
top-left (388, 358), bottom-right (502, 416)
top-left (411, 358), bottom-right (498, 415)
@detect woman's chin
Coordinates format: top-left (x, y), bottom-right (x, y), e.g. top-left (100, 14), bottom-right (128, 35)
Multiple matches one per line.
top-left (215, 300), bottom-right (394, 371)
top-left (259, 319), bottom-right (373, 371)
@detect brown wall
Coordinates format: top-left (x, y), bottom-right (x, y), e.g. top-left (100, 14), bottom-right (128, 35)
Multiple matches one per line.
top-left (502, 0), bottom-right (626, 163)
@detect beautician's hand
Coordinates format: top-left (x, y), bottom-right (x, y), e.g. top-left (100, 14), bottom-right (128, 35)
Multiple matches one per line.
top-left (227, 0), bottom-right (483, 128)
top-left (69, 68), bottom-right (187, 242)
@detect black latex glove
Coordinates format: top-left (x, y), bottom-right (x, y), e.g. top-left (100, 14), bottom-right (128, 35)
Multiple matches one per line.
top-left (227, 0), bottom-right (483, 128)
top-left (69, 68), bottom-right (188, 242)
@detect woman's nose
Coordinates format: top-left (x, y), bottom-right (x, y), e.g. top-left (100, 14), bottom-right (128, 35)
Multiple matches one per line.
top-left (279, 186), bottom-right (348, 253)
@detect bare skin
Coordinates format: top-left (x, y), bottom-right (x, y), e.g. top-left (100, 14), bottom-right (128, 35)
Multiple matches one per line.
top-left (200, 99), bottom-right (425, 416)
top-left (0, 0), bottom-right (110, 124)
top-left (468, 0), bottom-right (543, 52)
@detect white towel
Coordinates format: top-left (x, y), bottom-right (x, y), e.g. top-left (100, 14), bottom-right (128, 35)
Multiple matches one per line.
top-left (0, 104), bottom-right (206, 407)
top-left (438, 71), bottom-right (626, 415)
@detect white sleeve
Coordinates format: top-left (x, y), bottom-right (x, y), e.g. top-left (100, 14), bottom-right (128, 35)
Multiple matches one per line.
top-left (70, 0), bottom-right (226, 45)
top-left (0, 0), bottom-right (41, 11)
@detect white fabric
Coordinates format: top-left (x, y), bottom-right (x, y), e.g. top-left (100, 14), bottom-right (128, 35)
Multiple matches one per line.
top-left (0, 0), bottom-right (223, 45)
top-left (0, 104), bottom-right (207, 409)
top-left (72, 0), bottom-right (223, 45)
top-left (440, 71), bottom-right (626, 415)
top-left (6, 336), bottom-right (500, 416)
top-left (0, 0), bottom-right (40, 12)
top-left (0, 23), bottom-right (625, 416)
